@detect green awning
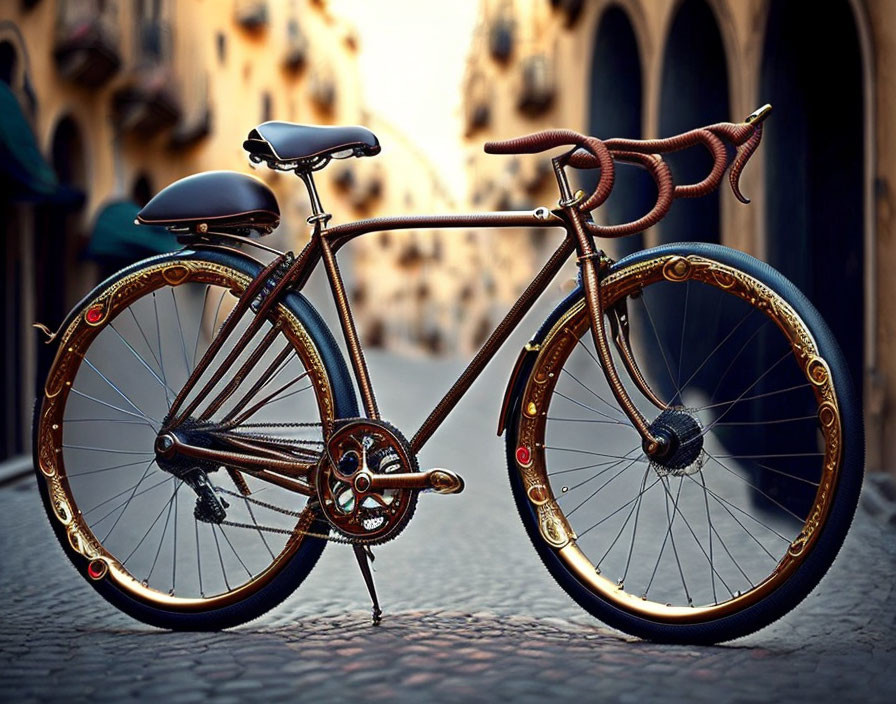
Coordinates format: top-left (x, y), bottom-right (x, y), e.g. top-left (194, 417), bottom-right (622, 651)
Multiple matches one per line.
top-left (0, 82), bottom-right (59, 200)
top-left (87, 200), bottom-right (181, 263)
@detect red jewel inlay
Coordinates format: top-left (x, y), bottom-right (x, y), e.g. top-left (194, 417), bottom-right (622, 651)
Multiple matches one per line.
top-left (87, 560), bottom-right (105, 579)
top-left (85, 306), bottom-right (103, 324)
top-left (516, 445), bottom-right (531, 465)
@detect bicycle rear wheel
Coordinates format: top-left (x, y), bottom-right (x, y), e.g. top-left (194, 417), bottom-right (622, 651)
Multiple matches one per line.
top-left (34, 249), bottom-right (357, 629)
top-left (506, 243), bottom-right (863, 643)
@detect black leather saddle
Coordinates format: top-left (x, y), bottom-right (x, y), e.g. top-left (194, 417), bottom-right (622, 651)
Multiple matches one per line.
top-left (243, 122), bottom-right (380, 165)
top-left (137, 171), bottom-right (280, 233)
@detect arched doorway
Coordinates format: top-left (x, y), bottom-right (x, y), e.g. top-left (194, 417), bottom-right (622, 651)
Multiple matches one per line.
top-left (760, 0), bottom-right (864, 399)
top-left (754, 0), bottom-right (864, 513)
top-left (0, 40), bottom-right (16, 86)
top-left (587, 4), bottom-right (646, 258)
top-left (645, 0), bottom-right (731, 405)
top-left (657, 0), bottom-right (730, 246)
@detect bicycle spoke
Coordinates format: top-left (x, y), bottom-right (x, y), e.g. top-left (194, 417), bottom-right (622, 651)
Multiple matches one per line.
top-left (566, 455), bottom-right (642, 517)
top-left (704, 451), bottom-right (807, 523)
top-left (170, 287), bottom-right (192, 375)
top-left (676, 280), bottom-right (690, 389)
top-left (695, 383), bottom-right (812, 411)
top-left (577, 475), bottom-right (661, 539)
top-left (99, 459), bottom-right (158, 541)
top-left (110, 321), bottom-right (177, 399)
top-left (82, 474), bottom-right (169, 517)
top-left (195, 517), bottom-right (204, 597)
top-left (218, 525), bottom-right (253, 579)
top-left (562, 364), bottom-right (627, 420)
top-left (122, 478), bottom-right (179, 566)
top-left (678, 305), bottom-right (755, 395)
top-left (551, 391), bottom-right (631, 424)
top-left (210, 524), bottom-right (231, 591)
top-left (698, 470), bottom-right (717, 603)
top-left (82, 357), bottom-right (155, 425)
top-left (152, 291), bottom-right (172, 406)
top-left (639, 293), bottom-right (684, 405)
top-left (683, 472), bottom-right (790, 546)
top-left (68, 458), bottom-right (156, 478)
top-left (63, 444), bottom-right (155, 456)
top-left (69, 388), bottom-right (158, 427)
top-left (707, 317), bottom-right (769, 404)
top-left (594, 464), bottom-right (651, 571)
top-left (658, 475), bottom-right (734, 600)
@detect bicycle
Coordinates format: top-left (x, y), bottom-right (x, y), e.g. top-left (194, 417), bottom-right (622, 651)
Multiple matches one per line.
top-left (32, 105), bottom-right (863, 644)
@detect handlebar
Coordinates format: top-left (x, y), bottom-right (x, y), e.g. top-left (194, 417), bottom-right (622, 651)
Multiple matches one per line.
top-left (483, 104), bottom-right (771, 238)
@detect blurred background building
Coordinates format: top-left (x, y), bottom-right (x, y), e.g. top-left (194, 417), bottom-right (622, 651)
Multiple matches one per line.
top-left (1, 0), bottom-right (894, 482)
top-left (461, 0), bottom-right (894, 480)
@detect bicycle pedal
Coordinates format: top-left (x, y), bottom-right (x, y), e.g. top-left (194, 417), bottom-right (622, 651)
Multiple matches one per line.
top-left (425, 468), bottom-right (464, 495)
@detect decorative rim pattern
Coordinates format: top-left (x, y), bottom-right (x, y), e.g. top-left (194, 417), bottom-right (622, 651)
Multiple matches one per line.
top-left (36, 258), bottom-right (335, 611)
top-left (514, 254), bottom-right (842, 623)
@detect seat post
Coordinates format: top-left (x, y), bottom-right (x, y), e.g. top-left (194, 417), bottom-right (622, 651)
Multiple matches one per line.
top-left (297, 169), bottom-right (331, 227)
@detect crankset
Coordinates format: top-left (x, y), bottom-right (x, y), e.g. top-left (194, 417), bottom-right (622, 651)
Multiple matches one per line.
top-left (314, 419), bottom-right (464, 545)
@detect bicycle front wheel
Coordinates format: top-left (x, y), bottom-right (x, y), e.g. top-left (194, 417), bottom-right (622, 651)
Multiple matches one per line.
top-left (506, 243), bottom-right (863, 643)
top-left (34, 249), bottom-right (357, 629)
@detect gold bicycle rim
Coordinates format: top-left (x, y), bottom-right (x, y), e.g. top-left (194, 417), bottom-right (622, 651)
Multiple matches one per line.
top-left (514, 254), bottom-right (842, 623)
top-left (36, 257), bottom-right (336, 611)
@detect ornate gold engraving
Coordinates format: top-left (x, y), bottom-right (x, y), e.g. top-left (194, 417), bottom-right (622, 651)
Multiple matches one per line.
top-left (35, 256), bottom-right (336, 611)
top-left (514, 253), bottom-right (842, 624)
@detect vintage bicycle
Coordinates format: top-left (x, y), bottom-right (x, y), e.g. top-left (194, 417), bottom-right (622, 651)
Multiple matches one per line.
top-left (32, 104), bottom-right (863, 644)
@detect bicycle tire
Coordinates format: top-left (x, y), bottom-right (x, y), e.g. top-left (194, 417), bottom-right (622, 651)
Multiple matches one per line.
top-left (504, 242), bottom-right (863, 644)
top-left (33, 247), bottom-right (358, 630)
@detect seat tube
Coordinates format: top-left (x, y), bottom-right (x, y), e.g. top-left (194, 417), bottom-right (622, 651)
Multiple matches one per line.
top-left (319, 234), bottom-right (380, 419)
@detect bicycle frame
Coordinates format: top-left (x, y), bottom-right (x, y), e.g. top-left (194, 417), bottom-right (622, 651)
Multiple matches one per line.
top-left (160, 203), bottom-right (663, 492)
top-left (162, 106), bottom-right (775, 485)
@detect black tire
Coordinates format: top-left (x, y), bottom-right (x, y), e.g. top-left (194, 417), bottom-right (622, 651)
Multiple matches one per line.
top-left (504, 242), bottom-right (863, 644)
top-left (33, 248), bottom-right (358, 630)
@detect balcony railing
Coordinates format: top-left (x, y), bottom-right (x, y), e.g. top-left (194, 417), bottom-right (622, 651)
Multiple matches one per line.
top-left (53, 0), bottom-right (121, 87)
top-left (112, 19), bottom-right (181, 136)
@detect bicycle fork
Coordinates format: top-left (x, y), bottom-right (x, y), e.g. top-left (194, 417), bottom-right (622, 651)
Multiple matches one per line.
top-left (552, 159), bottom-right (668, 459)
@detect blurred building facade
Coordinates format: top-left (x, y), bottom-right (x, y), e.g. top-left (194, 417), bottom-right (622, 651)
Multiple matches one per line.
top-left (0, 0), bottom-right (456, 462)
top-left (462, 0), bottom-right (895, 478)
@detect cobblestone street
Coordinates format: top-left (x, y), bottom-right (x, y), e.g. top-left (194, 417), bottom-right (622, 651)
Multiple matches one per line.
top-left (3, 350), bottom-right (895, 703)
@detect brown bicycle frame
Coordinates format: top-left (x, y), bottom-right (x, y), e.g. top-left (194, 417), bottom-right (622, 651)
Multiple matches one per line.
top-left (162, 106), bottom-right (772, 486)
top-left (164, 206), bottom-right (590, 460)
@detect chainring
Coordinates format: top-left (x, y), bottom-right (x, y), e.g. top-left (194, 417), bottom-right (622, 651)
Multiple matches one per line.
top-left (314, 419), bottom-right (419, 545)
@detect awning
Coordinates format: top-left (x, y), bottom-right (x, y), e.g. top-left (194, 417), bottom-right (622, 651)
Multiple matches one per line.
top-left (0, 82), bottom-right (60, 201)
top-left (87, 200), bottom-right (181, 263)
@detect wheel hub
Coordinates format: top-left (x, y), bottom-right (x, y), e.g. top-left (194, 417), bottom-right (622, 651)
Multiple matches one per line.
top-left (645, 408), bottom-right (706, 476)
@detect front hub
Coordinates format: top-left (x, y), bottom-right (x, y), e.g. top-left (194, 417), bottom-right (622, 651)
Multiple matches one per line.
top-left (644, 408), bottom-right (705, 476)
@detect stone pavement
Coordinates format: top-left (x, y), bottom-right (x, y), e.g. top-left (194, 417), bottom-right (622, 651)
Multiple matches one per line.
top-left (2, 348), bottom-right (895, 703)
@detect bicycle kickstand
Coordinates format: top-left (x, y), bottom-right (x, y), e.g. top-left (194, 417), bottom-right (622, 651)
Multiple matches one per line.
top-left (352, 544), bottom-right (383, 625)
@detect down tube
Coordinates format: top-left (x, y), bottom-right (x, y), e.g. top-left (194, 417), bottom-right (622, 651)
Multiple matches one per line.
top-left (410, 234), bottom-right (577, 453)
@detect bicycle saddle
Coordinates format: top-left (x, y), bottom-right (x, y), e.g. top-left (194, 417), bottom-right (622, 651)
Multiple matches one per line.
top-left (243, 122), bottom-right (380, 166)
top-left (137, 170), bottom-right (280, 233)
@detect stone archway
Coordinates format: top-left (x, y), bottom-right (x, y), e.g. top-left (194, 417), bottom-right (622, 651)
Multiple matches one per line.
top-left (760, 0), bottom-right (864, 403)
top-left (587, 4), bottom-right (646, 258)
top-left (657, 0), bottom-right (730, 246)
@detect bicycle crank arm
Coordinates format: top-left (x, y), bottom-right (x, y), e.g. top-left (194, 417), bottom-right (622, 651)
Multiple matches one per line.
top-left (354, 468), bottom-right (465, 495)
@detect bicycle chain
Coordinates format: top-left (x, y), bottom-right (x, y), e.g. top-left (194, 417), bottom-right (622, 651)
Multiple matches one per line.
top-left (214, 486), bottom-right (378, 545)
top-left (211, 417), bottom-right (405, 545)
